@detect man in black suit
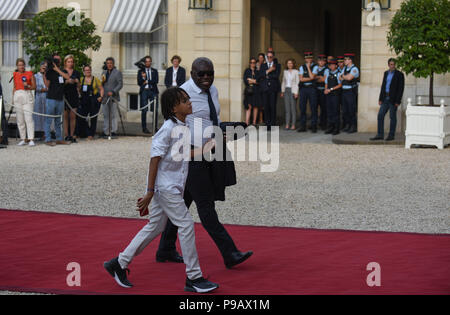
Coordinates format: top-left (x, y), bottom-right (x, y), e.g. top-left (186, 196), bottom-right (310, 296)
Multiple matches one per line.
top-left (156, 57), bottom-right (253, 269)
top-left (164, 55), bottom-right (186, 89)
top-left (258, 51), bottom-right (281, 130)
top-left (371, 58), bottom-right (405, 141)
top-left (0, 80), bottom-right (8, 148)
top-left (138, 56), bottom-right (159, 134)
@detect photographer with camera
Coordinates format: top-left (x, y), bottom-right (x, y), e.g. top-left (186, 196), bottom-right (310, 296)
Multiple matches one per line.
top-left (13, 58), bottom-right (36, 147)
top-left (101, 57), bottom-right (123, 138)
top-left (43, 53), bottom-right (72, 146)
top-left (137, 56), bottom-right (159, 134)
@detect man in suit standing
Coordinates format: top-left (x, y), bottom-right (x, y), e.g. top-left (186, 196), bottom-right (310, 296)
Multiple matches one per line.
top-left (164, 55), bottom-right (186, 89)
top-left (258, 51), bottom-right (281, 131)
top-left (371, 58), bottom-right (405, 141)
top-left (0, 80), bottom-right (8, 148)
top-left (156, 57), bottom-right (253, 269)
top-left (102, 57), bottom-right (123, 138)
top-left (138, 56), bottom-right (159, 134)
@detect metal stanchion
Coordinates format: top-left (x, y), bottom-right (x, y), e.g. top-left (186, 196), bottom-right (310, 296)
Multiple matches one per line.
top-left (0, 96), bottom-right (5, 149)
top-left (152, 96), bottom-right (157, 135)
top-left (108, 99), bottom-right (112, 141)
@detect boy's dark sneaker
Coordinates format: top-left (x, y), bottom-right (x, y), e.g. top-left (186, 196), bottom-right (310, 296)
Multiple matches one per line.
top-left (185, 277), bottom-right (219, 293)
top-left (104, 257), bottom-right (133, 288)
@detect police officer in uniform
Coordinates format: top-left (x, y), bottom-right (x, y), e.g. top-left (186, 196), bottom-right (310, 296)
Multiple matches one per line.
top-left (337, 56), bottom-right (345, 129)
top-left (297, 52), bottom-right (319, 133)
top-left (339, 53), bottom-right (359, 133)
top-left (324, 58), bottom-right (343, 135)
top-left (315, 54), bottom-right (328, 130)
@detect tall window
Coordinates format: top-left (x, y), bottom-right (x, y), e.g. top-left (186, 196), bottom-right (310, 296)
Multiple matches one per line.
top-left (150, 0), bottom-right (168, 70)
top-left (1, 0), bottom-right (38, 67)
top-left (123, 0), bottom-right (168, 71)
top-left (2, 21), bottom-right (20, 67)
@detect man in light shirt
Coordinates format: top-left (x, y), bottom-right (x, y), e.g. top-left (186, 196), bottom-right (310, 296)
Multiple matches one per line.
top-left (156, 57), bottom-right (254, 269)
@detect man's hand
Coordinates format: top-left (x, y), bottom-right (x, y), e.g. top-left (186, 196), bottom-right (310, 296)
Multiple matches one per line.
top-left (395, 103), bottom-right (400, 107)
top-left (280, 93), bottom-right (284, 98)
top-left (324, 89), bottom-right (330, 95)
top-left (294, 94), bottom-right (298, 99)
top-left (107, 91), bottom-right (114, 97)
top-left (379, 101), bottom-right (383, 106)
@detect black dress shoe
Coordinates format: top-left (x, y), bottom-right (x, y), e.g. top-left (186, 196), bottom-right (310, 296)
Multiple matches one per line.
top-left (297, 126), bottom-right (307, 133)
top-left (143, 128), bottom-right (151, 134)
top-left (224, 251), bottom-right (253, 269)
top-left (332, 129), bottom-right (340, 136)
top-left (325, 127), bottom-right (334, 134)
top-left (370, 135), bottom-right (384, 141)
top-left (156, 251), bottom-right (184, 263)
top-left (311, 126), bottom-right (317, 133)
top-left (385, 136), bottom-right (395, 141)
top-left (347, 126), bottom-right (357, 134)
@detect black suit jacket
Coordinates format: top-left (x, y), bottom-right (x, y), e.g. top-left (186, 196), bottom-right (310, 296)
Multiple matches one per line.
top-left (138, 68), bottom-right (159, 94)
top-left (210, 143), bottom-right (237, 202)
top-left (257, 62), bottom-right (281, 93)
top-left (164, 66), bottom-right (186, 88)
top-left (379, 70), bottom-right (405, 105)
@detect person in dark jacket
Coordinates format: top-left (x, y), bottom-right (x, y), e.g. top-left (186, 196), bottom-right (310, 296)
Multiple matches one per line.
top-left (164, 55), bottom-right (186, 89)
top-left (243, 57), bottom-right (260, 126)
top-left (257, 51), bottom-right (281, 130)
top-left (0, 80), bottom-right (8, 147)
top-left (371, 58), bottom-right (405, 141)
top-left (138, 56), bottom-right (159, 134)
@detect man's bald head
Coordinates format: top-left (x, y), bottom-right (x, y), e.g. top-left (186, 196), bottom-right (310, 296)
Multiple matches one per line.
top-left (191, 57), bottom-right (215, 92)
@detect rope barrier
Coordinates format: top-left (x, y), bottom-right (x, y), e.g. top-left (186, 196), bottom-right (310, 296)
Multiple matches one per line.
top-left (4, 97), bottom-right (156, 120)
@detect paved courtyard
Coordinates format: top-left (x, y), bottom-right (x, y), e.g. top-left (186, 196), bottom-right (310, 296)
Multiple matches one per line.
top-left (1, 130), bottom-right (449, 295)
top-left (1, 130), bottom-right (448, 234)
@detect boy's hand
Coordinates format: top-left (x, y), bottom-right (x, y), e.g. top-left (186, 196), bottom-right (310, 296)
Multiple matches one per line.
top-left (137, 192), bottom-right (153, 216)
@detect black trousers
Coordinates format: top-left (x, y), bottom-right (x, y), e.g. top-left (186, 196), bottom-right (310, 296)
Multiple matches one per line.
top-left (158, 160), bottom-right (238, 260)
top-left (326, 93), bottom-right (340, 126)
top-left (1, 100), bottom-right (8, 145)
top-left (317, 89), bottom-right (327, 128)
top-left (140, 89), bottom-right (158, 131)
top-left (262, 90), bottom-right (278, 127)
top-left (77, 96), bottom-right (100, 137)
top-left (342, 89), bottom-right (357, 127)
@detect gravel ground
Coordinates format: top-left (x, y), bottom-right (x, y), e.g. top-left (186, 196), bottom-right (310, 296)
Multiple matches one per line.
top-left (1, 131), bottom-right (449, 294)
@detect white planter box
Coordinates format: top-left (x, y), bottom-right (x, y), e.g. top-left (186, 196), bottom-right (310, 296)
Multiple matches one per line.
top-left (405, 101), bottom-right (450, 150)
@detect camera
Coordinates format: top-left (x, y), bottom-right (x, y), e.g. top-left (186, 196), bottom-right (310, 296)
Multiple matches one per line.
top-left (134, 57), bottom-right (147, 71)
top-left (44, 56), bottom-right (60, 71)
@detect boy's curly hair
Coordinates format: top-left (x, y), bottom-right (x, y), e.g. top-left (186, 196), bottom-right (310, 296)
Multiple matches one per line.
top-left (161, 87), bottom-right (189, 123)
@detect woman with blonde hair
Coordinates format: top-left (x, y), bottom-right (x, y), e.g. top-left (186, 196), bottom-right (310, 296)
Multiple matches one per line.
top-left (13, 58), bottom-right (36, 146)
top-left (281, 58), bottom-right (299, 130)
top-left (63, 54), bottom-right (81, 143)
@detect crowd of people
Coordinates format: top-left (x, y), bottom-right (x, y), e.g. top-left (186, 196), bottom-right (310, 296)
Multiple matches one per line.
top-left (0, 53), bottom-right (186, 148)
top-left (243, 49), bottom-right (361, 135)
top-left (0, 49), bottom-right (404, 149)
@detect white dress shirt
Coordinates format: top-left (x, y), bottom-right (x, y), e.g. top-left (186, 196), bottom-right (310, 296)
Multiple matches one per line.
top-left (181, 78), bottom-right (221, 148)
top-left (150, 118), bottom-right (190, 195)
top-left (172, 67), bottom-right (179, 87)
top-left (145, 67), bottom-right (152, 89)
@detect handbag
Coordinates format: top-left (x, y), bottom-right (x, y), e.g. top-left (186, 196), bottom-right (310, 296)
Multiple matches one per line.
top-left (244, 85), bottom-right (254, 96)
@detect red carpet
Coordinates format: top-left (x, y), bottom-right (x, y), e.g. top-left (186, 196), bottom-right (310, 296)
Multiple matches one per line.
top-left (0, 209), bottom-right (449, 295)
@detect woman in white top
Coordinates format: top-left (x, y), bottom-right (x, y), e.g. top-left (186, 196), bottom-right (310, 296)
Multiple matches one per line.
top-left (281, 59), bottom-right (299, 130)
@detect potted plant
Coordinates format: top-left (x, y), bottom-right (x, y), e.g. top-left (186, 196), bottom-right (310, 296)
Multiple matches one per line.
top-left (387, 0), bottom-right (450, 149)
